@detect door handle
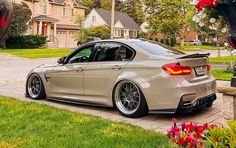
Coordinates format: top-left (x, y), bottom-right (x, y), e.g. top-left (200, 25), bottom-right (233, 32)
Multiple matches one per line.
top-left (112, 65), bottom-right (122, 71)
top-left (76, 67), bottom-right (84, 72)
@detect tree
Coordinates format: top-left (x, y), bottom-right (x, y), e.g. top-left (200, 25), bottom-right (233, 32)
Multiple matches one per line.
top-left (78, 0), bottom-right (144, 25)
top-left (8, 2), bottom-right (32, 37)
top-left (78, 0), bottom-right (119, 15)
top-left (116, 0), bottom-right (144, 25)
top-left (73, 14), bottom-right (88, 44)
top-left (73, 14), bottom-right (110, 43)
top-left (143, 0), bottom-right (195, 48)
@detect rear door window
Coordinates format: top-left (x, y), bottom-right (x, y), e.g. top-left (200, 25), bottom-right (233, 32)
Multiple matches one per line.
top-left (94, 42), bottom-right (134, 62)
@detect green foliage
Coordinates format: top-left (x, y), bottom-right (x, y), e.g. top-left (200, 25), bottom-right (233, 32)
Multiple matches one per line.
top-left (160, 38), bottom-right (164, 44)
top-left (5, 35), bottom-right (47, 49)
top-left (170, 37), bottom-right (177, 47)
top-left (143, 0), bottom-right (194, 36)
top-left (211, 69), bottom-right (232, 81)
top-left (210, 56), bottom-right (236, 64)
top-left (204, 121), bottom-right (236, 147)
top-left (73, 14), bottom-right (88, 44)
top-left (74, 14), bottom-right (110, 43)
top-left (8, 2), bottom-right (32, 37)
top-left (138, 31), bottom-right (148, 38)
top-left (78, 0), bottom-right (121, 15)
top-left (0, 96), bottom-right (176, 147)
top-left (78, 0), bottom-right (144, 24)
top-left (86, 25), bottom-right (110, 39)
top-left (116, 0), bottom-right (144, 25)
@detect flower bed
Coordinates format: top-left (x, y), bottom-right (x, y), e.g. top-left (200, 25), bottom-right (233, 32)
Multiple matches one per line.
top-left (167, 118), bottom-right (236, 147)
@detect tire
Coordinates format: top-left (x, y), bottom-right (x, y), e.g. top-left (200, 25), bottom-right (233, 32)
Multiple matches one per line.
top-left (26, 74), bottom-right (46, 100)
top-left (113, 81), bottom-right (148, 118)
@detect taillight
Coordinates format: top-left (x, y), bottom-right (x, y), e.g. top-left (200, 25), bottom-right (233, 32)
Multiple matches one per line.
top-left (162, 63), bottom-right (192, 75)
top-left (207, 64), bottom-right (211, 71)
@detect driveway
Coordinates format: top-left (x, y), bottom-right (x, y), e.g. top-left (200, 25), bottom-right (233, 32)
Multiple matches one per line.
top-left (0, 53), bottom-right (229, 133)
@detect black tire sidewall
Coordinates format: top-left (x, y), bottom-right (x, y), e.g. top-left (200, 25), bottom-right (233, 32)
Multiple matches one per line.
top-left (26, 74), bottom-right (46, 100)
top-left (113, 81), bottom-right (148, 118)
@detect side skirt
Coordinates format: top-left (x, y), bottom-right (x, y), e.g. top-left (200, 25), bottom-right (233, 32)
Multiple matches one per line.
top-left (47, 97), bottom-right (113, 108)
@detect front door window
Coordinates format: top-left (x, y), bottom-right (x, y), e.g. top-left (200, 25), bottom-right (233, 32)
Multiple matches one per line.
top-left (67, 45), bottom-right (95, 64)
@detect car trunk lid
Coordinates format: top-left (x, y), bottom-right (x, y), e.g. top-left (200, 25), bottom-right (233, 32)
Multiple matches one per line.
top-left (177, 53), bottom-right (211, 83)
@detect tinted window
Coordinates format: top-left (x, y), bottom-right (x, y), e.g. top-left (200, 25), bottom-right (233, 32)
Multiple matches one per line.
top-left (94, 43), bottom-right (134, 62)
top-left (134, 41), bottom-right (183, 55)
top-left (67, 46), bottom-right (94, 64)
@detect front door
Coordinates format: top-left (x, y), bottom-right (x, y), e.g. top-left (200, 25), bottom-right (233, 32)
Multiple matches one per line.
top-left (48, 45), bottom-right (95, 100)
top-left (84, 42), bottom-right (135, 104)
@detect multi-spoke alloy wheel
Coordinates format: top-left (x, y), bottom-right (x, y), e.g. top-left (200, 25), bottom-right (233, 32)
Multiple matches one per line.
top-left (114, 81), bottom-right (148, 117)
top-left (27, 74), bottom-right (46, 100)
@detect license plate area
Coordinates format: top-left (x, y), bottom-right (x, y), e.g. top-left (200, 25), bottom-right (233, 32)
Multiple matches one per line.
top-left (194, 66), bottom-right (204, 76)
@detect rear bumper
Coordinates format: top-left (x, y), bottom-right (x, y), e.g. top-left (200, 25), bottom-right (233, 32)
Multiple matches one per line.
top-left (149, 93), bottom-right (217, 114)
top-left (177, 93), bottom-right (217, 113)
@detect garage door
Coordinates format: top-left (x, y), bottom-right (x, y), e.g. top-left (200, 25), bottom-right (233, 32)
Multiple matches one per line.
top-left (68, 31), bottom-right (77, 48)
top-left (57, 31), bottom-right (67, 48)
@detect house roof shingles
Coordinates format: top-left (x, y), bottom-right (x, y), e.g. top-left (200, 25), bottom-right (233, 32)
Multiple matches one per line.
top-left (94, 9), bottom-right (140, 30)
top-left (33, 15), bottom-right (59, 22)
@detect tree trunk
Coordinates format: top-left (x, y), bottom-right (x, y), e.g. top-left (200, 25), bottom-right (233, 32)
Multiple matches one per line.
top-left (217, 42), bottom-right (221, 58)
top-left (180, 37), bottom-right (185, 50)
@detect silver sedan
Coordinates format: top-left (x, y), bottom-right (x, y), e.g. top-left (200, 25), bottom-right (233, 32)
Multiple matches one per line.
top-left (26, 39), bottom-right (216, 118)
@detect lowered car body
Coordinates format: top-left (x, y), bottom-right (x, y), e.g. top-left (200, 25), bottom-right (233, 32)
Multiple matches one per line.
top-left (26, 39), bottom-right (216, 117)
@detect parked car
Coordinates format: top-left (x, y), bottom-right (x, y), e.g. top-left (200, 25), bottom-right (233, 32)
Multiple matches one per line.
top-left (77, 37), bottom-right (101, 46)
top-left (26, 39), bottom-right (216, 118)
top-left (185, 40), bottom-right (202, 46)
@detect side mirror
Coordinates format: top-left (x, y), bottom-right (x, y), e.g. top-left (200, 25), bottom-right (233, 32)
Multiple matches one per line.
top-left (57, 57), bottom-right (65, 64)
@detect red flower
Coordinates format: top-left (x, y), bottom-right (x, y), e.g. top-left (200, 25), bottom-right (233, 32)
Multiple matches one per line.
top-left (177, 137), bottom-right (185, 145)
top-left (199, 141), bottom-right (204, 148)
top-left (196, 0), bottom-right (218, 11)
top-left (186, 122), bottom-right (195, 132)
top-left (203, 123), bottom-right (208, 129)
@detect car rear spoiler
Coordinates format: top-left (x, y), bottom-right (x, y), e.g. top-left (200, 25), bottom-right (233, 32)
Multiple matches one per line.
top-left (177, 53), bottom-right (210, 59)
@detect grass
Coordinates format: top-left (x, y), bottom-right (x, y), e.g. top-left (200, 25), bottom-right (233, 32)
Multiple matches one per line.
top-left (209, 56), bottom-right (236, 64)
top-left (0, 48), bottom-right (73, 59)
top-left (177, 45), bottom-right (218, 51)
top-left (0, 96), bottom-right (176, 148)
top-left (211, 69), bottom-right (232, 81)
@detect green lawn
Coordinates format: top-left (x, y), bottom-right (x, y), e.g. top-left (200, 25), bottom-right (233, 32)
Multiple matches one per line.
top-left (211, 69), bottom-right (232, 81)
top-left (177, 45), bottom-right (218, 51)
top-left (209, 56), bottom-right (236, 64)
top-left (0, 48), bottom-right (73, 59)
top-left (0, 96), bottom-right (176, 148)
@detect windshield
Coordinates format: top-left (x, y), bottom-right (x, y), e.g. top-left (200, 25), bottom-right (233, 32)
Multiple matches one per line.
top-left (133, 40), bottom-right (184, 56)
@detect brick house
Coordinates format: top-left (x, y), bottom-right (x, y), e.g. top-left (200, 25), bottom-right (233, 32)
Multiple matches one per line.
top-left (11, 0), bottom-right (86, 48)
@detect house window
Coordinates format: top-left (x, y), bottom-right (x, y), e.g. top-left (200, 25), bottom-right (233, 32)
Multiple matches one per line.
top-left (39, 0), bottom-right (47, 14)
top-left (121, 30), bottom-right (124, 37)
top-left (115, 29), bottom-right (121, 37)
top-left (92, 16), bottom-right (96, 22)
top-left (133, 31), bottom-right (137, 37)
top-left (63, 5), bottom-right (74, 17)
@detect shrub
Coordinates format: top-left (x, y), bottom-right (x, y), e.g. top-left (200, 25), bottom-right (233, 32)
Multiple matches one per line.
top-left (155, 38), bottom-right (159, 42)
top-left (202, 42), bottom-right (217, 46)
top-left (167, 119), bottom-right (236, 148)
top-left (170, 37), bottom-right (177, 47)
top-left (6, 35), bottom-right (47, 49)
top-left (160, 38), bottom-right (164, 44)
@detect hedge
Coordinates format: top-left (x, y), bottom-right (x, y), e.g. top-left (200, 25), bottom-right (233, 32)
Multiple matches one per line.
top-left (6, 35), bottom-right (47, 49)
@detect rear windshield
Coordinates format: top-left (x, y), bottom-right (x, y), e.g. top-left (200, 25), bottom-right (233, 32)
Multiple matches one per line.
top-left (133, 41), bottom-right (184, 56)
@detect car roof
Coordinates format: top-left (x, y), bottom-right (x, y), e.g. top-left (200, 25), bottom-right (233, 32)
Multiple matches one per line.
top-left (87, 39), bottom-right (141, 45)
